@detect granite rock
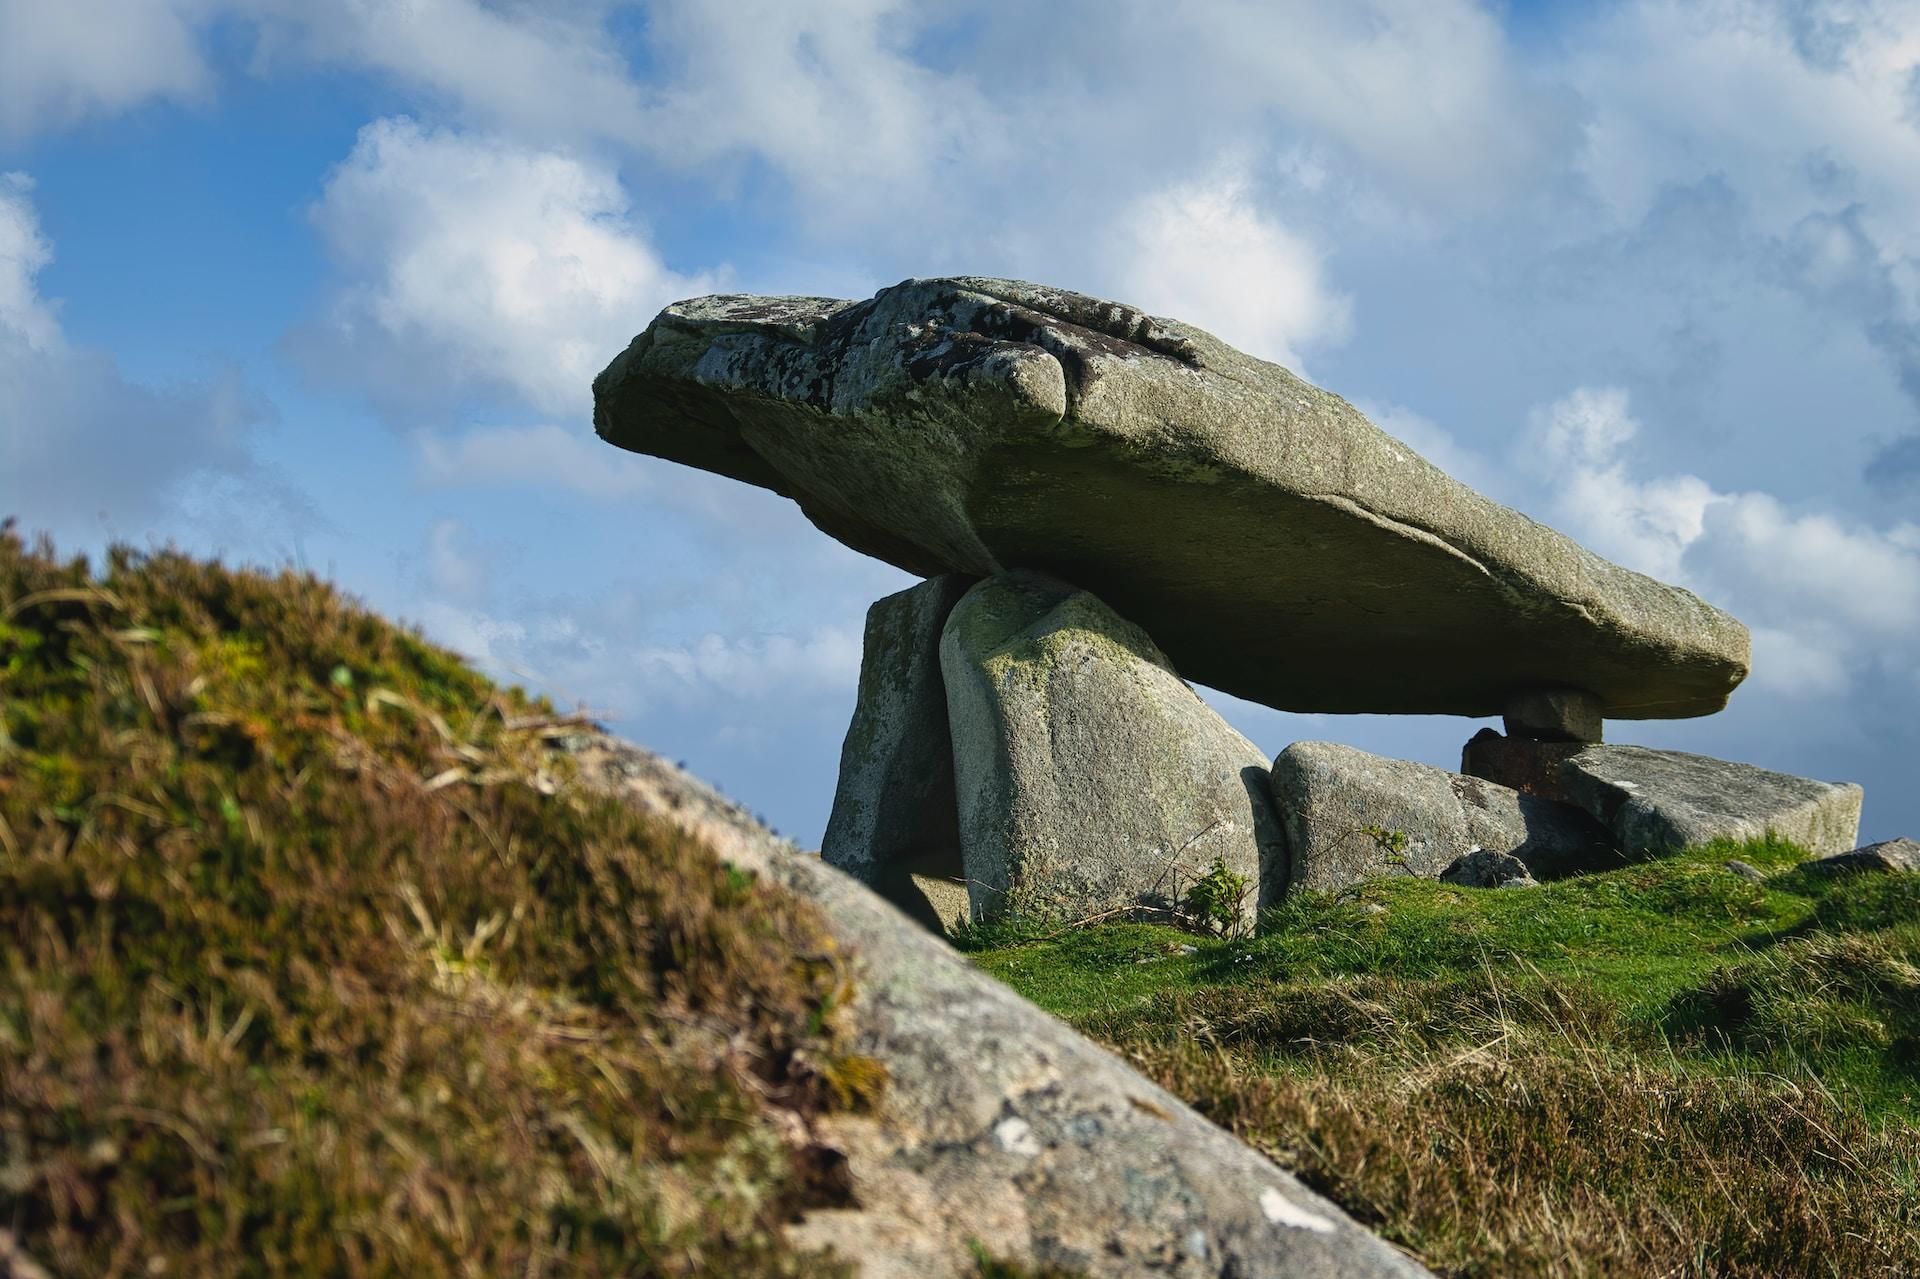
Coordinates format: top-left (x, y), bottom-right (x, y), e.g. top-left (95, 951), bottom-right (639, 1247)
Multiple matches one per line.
top-left (1503, 687), bottom-right (1603, 743)
top-left (1270, 742), bottom-right (1617, 891)
top-left (822, 574), bottom-right (975, 931)
top-left (941, 572), bottom-right (1283, 926)
top-left (1805, 838), bottom-right (1919, 876)
top-left (1440, 848), bottom-right (1539, 888)
top-left (1561, 745), bottom-right (1862, 857)
top-left (1461, 729), bottom-right (1582, 803)
top-left (595, 277), bottom-right (1749, 719)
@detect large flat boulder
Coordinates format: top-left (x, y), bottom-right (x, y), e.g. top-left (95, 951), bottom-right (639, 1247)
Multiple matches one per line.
top-left (595, 277), bottom-right (1750, 719)
top-left (941, 572), bottom-right (1284, 926)
top-left (1560, 745), bottom-right (1862, 856)
top-left (1270, 741), bottom-right (1618, 891)
top-left (821, 574), bottom-right (975, 930)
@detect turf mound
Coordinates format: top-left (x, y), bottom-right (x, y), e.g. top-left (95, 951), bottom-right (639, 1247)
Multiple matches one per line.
top-left (0, 527), bottom-right (878, 1278)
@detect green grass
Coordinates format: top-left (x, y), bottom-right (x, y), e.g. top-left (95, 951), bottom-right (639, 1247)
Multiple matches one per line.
top-left (0, 527), bottom-right (880, 1277)
top-left (964, 837), bottom-right (1920, 1276)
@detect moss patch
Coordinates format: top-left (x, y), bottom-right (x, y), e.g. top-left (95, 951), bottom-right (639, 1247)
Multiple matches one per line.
top-left (0, 527), bottom-right (876, 1277)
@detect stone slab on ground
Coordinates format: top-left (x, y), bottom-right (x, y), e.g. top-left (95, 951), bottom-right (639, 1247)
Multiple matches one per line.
top-left (1806, 838), bottom-right (1920, 875)
top-left (942, 571), bottom-right (1284, 926)
top-left (821, 574), bottom-right (974, 929)
top-left (595, 277), bottom-right (1749, 720)
top-left (563, 730), bottom-right (1428, 1278)
top-left (1270, 741), bottom-right (1618, 891)
top-left (1560, 745), bottom-right (1863, 857)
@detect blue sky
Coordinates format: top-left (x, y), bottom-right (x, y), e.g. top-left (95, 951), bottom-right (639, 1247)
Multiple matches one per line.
top-left (4, 0), bottom-right (1917, 844)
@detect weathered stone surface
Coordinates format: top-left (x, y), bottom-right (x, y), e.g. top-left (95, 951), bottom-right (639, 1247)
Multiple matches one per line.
top-left (1461, 729), bottom-right (1582, 803)
top-left (1561, 745), bottom-right (1863, 856)
top-left (821, 574), bottom-right (974, 931)
top-left (1724, 859), bottom-right (1766, 882)
top-left (595, 276), bottom-right (1750, 719)
top-left (1440, 849), bottom-right (1538, 888)
top-left (1806, 838), bottom-right (1920, 876)
top-left (941, 572), bottom-right (1283, 925)
top-left (1270, 742), bottom-right (1617, 891)
top-left (567, 730), bottom-right (1426, 1277)
top-left (1504, 687), bottom-right (1603, 743)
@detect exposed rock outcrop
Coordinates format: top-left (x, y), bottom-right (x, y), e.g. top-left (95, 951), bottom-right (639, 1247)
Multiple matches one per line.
top-left (941, 572), bottom-right (1284, 926)
top-left (1270, 742), bottom-right (1617, 891)
top-left (565, 730), bottom-right (1427, 1278)
top-left (595, 277), bottom-right (1750, 721)
top-left (1559, 745), bottom-right (1863, 857)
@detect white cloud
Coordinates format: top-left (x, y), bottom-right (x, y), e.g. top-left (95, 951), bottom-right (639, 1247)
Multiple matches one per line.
top-left (0, 0), bottom-right (212, 139)
top-left (1527, 385), bottom-right (1920, 696)
top-left (0, 173), bottom-right (59, 349)
top-left (413, 595), bottom-right (861, 719)
top-left (298, 118), bottom-right (721, 420)
top-left (637, 0), bottom-right (990, 196)
top-left (416, 424), bottom-right (656, 499)
top-left (424, 517), bottom-right (487, 604)
top-left (246, 0), bottom-right (647, 146)
top-left (1112, 167), bottom-right (1350, 368)
top-left (0, 173), bottom-right (277, 542)
top-left (628, 627), bottom-right (864, 706)
top-left (1176, 0), bottom-right (1566, 197)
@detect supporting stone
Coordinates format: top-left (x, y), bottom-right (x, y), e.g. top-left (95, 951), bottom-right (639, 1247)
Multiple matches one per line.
top-left (1461, 728), bottom-right (1582, 803)
top-left (1502, 687), bottom-right (1603, 743)
top-left (1560, 745), bottom-right (1863, 857)
top-left (1269, 741), bottom-right (1618, 891)
top-left (821, 574), bottom-right (975, 931)
top-left (941, 571), bottom-right (1284, 927)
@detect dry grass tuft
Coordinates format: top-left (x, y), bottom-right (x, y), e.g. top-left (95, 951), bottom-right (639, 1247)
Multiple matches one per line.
top-left (1086, 970), bottom-right (1920, 1277)
top-left (0, 526), bottom-right (876, 1277)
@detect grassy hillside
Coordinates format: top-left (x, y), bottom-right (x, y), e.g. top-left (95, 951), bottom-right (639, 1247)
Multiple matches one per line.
top-left (965, 838), bottom-right (1920, 1277)
top-left (0, 527), bottom-right (881, 1277)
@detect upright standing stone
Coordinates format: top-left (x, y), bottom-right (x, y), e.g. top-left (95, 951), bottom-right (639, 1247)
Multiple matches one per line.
top-left (822, 574), bottom-right (975, 930)
top-left (594, 277), bottom-right (1750, 721)
top-left (941, 572), bottom-right (1284, 926)
top-left (1560, 745), bottom-right (1863, 856)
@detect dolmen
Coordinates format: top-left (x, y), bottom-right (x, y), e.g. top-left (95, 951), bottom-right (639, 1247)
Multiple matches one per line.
top-left (595, 277), bottom-right (1864, 930)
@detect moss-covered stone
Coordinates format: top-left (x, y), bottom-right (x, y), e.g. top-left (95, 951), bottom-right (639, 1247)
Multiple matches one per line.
top-left (940, 572), bottom-right (1283, 927)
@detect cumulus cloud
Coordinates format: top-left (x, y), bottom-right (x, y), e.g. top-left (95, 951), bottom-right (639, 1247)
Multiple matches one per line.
top-left (1112, 167), bottom-right (1350, 369)
top-left (0, 0), bottom-right (212, 139)
top-left (637, 0), bottom-right (993, 200)
top-left (246, 0), bottom-right (647, 146)
top-left (1164, 0), bottom-right (1567, 197)
top-left (1527, 385), bottom-right (1920, 696)
top-left (296, 118), bottom-right (721, 420)
top-left (414, 593), bottom-right (862, 719)
top-left (416, 424), bottom-right (656, 499)
top-left (0, 172), bottom-right (279, 543)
